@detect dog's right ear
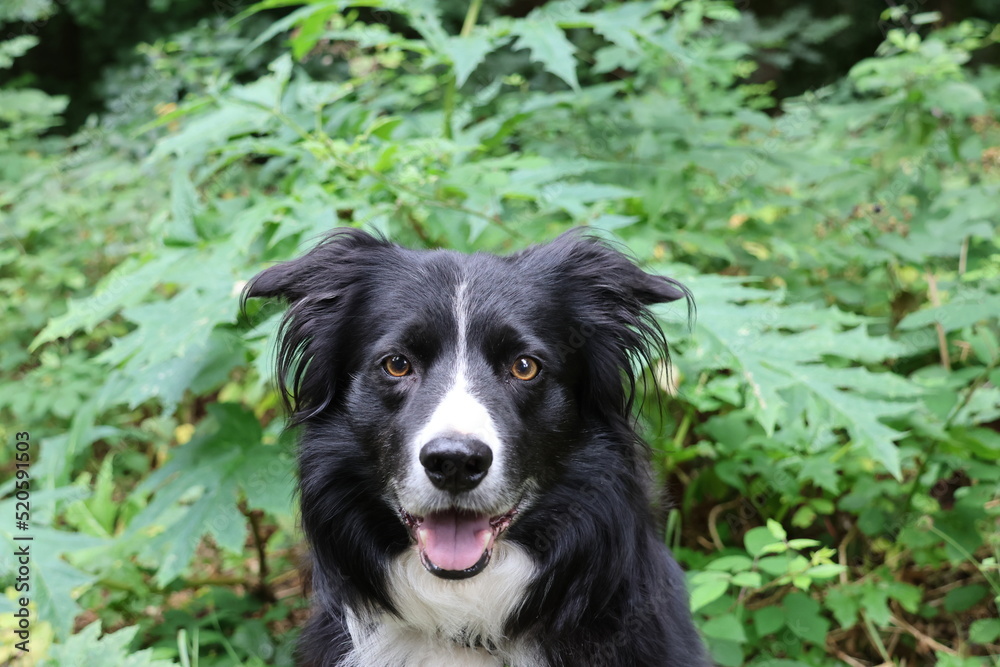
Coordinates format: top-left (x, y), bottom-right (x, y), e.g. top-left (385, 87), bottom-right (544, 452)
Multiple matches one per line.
top-left (241, 228), bottom-right (392, 422)
top-left (243, 255), bottom-right (311, 303)
top-left (242, 228), bottom-right (389, 305)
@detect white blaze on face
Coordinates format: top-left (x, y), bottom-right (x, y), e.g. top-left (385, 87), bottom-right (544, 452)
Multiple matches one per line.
top-left (416, 375), bottom-right (498, 444)
top-left (409, 280), bottom-right (503, 504)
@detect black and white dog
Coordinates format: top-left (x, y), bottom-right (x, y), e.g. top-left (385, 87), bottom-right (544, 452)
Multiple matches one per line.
top-left (245, 228), bottom-right (706, 666)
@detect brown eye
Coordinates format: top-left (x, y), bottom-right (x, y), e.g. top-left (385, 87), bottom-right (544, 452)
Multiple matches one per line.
top-left (384, 355), bottom-right (412, 377)
top-left (511, 357), bottom-right (540, 381)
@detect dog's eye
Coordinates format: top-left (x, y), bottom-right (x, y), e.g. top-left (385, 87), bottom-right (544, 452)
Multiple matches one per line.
top-left (383, 355), bottom-right (412, 377)
top-left (510, 357), bottom-right (540, 381)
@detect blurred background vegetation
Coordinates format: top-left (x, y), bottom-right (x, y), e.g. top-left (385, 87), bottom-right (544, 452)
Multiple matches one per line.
top-left (1, 0), bottom-right (999, 665)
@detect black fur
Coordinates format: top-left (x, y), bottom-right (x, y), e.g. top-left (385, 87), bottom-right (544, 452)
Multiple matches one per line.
top-left (244, 228), bottom-right (707, 666)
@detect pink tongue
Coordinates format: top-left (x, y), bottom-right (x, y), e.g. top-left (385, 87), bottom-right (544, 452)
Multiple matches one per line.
top-left (418, 510), bottom-right (492, 571)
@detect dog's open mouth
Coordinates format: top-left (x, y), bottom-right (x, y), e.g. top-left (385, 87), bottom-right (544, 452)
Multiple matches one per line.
top-left (400, 506), bottom-right (517, 580)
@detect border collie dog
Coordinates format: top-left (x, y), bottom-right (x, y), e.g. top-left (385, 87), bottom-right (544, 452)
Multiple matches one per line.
top-left (245, 228), bottom-right (706, 667)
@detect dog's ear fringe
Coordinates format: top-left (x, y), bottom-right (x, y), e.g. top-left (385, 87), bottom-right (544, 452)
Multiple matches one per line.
top-left (528, 228), bottom-right (695, 432)
top-left (239, 227), bottom-right (393, 422)
top-left (539, 228), bottom-right (694, 317)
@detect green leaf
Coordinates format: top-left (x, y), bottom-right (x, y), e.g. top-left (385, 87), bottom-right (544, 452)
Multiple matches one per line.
top-left (442, 33), bottom-right (504, 88)
top-left (886, 580), bottom-right (922, 613)
top-left (37, 621), bottom-right (175, 667)
top-left (924, 81), bottom-right (987, 118)
top-left (899, 294), bottom-right (1000, 333)
top-left (701, 613), bottom-right (748, 643)
top-left (128, 404), bottom-right (293, 585)
top-left (944, 585), bottom-right (987, 613)
top-left (731, 571), bottom-right (762, 588)
top-left (759, 555), bottom-right (797, 576)
top-left (753, 606), bottom-right (786, 635)
top-left (766, 519), bottom-right (787, 541)
top-left (745, 526), bottom-right (782, 557)
top-left (805, 564), bottom-right (844, 579)
top-left (787, 538), bottom-right (821, 550)
top-left (683, 275), bottom-right (916, 477)
top-left (510, 21), bottom-right (579, 90)
top-left (31, 253), bottom-right (179, 348)
top-left (706, 555), bottom-right (754, 572)
top-left (799, 457), bottom-right (841, 495)
top-left (690, 578), bottom-right (730, 612)
top-left (911, 11), bottom-right (942, 24)
top-left (969, 618), bottom-right (1000, 644)
top-left (861, 585), bottom-right (892, 626)
top-left (824, 587), bottom-right (859, 628)
top-left (759, 542), bottom-right (789, 555)
top-left (590, 2), bottom-right (658, 52)
top-left (0, 521), bottom-right (101, 640)
top-left (782, 592), bottom-right (830, 645)
top-left (0, 35), bottom-right (39, 69)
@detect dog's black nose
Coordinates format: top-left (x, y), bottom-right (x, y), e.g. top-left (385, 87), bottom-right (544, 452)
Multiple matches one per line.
top-left (419, 438), bottom-right (493, 493)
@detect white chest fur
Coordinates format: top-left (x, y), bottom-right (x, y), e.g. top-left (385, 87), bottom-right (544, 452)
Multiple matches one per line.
top-left (343, 542), bottom-right (540, 667)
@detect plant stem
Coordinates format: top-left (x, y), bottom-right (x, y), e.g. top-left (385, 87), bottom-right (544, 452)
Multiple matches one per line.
top-left (671, 408), bottom-right (692, 450)
top-left (460, 0), bottom-right (483, 37)
top-left (442, 0), bottom-right (484, 140)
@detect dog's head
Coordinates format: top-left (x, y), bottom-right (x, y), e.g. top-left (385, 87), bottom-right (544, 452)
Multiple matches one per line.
top-left (244, 228), bottom-right (688, 580)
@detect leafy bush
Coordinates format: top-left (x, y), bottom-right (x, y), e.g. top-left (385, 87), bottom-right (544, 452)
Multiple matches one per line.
top-left (2, 1), bottom-right (999, 665)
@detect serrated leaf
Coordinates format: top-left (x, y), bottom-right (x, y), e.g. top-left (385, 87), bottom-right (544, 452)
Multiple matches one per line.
top-left (590, 2), bottom-right (658, 53)
top-left (128, 404), bottom-right (293, 585)
top-left (824, 587), bottom-right (859, 628)
top-left (0, 523), bottom-right (102, 640)
top-left (37, 621), bottom-right (175, 667)
top-left (31, 254), bottom-right (178, 349)
top-left (799, 457), bottom-right (841, 494)
top-left (681, 275), bottom-right (918, 477)
top-left (511, 21), bottom-right (579, 90)
top-left (899, 294), bottom-right (1000, 332)
top-left (442, 33), bottom-right (503, 88)
top-left (861, 586), bottom-right (892, 626)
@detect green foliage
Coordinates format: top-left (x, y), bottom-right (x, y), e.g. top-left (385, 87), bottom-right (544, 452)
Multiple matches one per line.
top-left (2, 1), bottom-right (1000, 665)
top-left (37, 622), bottom-right (175, 667)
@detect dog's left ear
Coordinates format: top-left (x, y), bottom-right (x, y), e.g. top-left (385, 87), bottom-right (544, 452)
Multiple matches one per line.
top-left (626, 262), bottom-right (689, 306)
top-left (548, 231), bottom-right (690, 309)
top-left (537, 231), bottom-right (691, 417)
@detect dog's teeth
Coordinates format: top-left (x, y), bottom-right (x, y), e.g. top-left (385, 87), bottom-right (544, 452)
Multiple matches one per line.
top-left (417, 528), bottom-right (429, 547)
